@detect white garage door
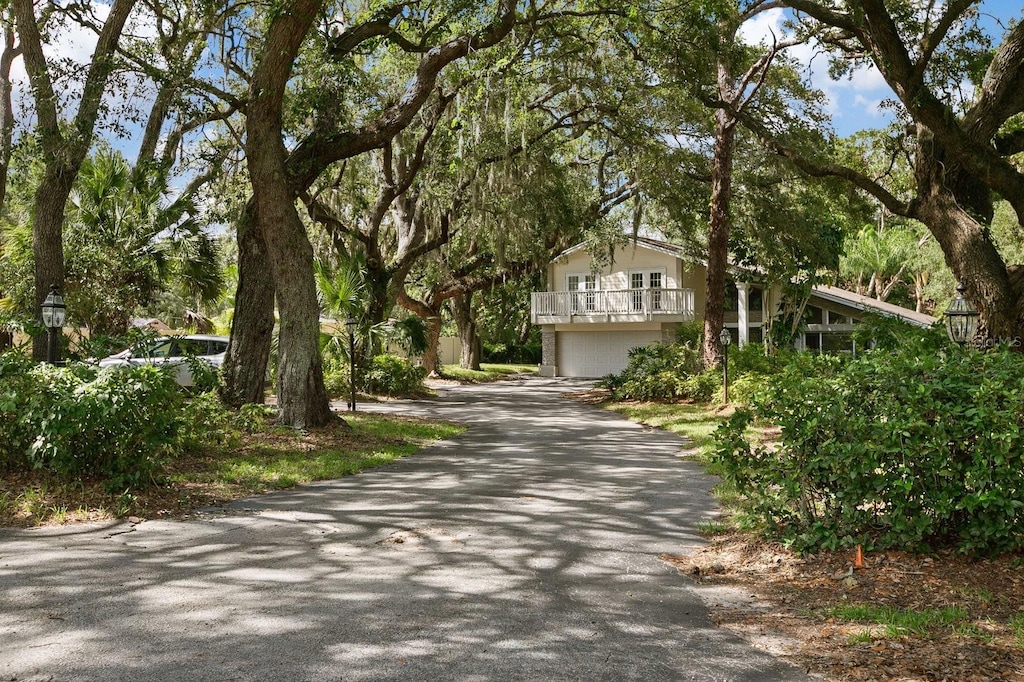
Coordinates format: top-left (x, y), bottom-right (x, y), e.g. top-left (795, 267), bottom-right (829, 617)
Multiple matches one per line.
top-left (557, 330), bottom-right (662, 377)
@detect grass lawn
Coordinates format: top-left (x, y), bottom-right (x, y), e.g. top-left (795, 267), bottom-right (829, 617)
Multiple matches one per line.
top-left (0, 412), bottom-right (463, 527)
top-left (604, 401), bottom-right (728, 459)
top-left (439, 363), bottom-right (537, 382)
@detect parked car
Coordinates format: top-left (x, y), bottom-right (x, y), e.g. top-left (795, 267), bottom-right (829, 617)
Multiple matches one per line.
top-left (98, 334), bottom-right (229, 387)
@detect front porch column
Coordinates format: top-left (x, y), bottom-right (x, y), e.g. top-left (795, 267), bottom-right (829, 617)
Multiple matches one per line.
top-left (737, 282), bottom-right (749, 347)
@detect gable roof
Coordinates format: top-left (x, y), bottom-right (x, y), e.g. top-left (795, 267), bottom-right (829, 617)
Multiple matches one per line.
top-left (553, 236), bottom-right (688, 261)
top-left (811, 285), bottom-right (938, 328)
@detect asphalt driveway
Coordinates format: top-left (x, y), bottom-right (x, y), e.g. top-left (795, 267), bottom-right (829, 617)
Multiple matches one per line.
top-left (0, 376), bottom-right (808, 681)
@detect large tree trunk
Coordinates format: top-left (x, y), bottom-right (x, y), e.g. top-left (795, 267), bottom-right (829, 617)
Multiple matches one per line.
top-left (909, 125), bottom-right (1024, 343)
top-left (420, 315), bottom-right (443, 376)
top-left (396, 289), bottom-right (442, 376)
top-left (452, 292), bottom-right (481, 370)
top-left (915, 191), bottom-right (1024, 342)
top-left (221, 202), bottom-right (276, 406)
top-left (29, 171), bottom-right (71, 359)
top-left (702, 107), bottom-right (736, 369)
top-left (13, 0), bottom-right (136, 360)
top-left (246, 0), bottom-right (332, 428)
top-left (0, 13), bottom-right (16, 212)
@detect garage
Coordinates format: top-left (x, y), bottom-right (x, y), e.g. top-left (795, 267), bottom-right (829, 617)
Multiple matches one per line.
top-left (556, 330), bottom-right (662, 377)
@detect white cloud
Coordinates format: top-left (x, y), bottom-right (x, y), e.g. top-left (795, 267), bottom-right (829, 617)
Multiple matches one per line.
top-left (736, 9), bottom-right (894, 132)
top-left (844, 64), bottom-right (888, 92)
top-left (853, 94), bottom-right (885, 118)
top-left (738, 7), bottom-right (787, 47)
top-left (12, 3), bottom-right (112, 81)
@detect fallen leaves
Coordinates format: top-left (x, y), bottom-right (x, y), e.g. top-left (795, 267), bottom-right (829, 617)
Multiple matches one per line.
top-left (671, 534), bottom-right (1024, 681)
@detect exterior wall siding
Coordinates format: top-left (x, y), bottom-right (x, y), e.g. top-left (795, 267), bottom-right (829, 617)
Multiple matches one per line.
top-left (551, 245), bottom-right (688, 291)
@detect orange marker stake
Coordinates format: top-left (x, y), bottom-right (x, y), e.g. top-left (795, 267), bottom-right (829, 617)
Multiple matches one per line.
top-left (854, 544), bottom-right (864, 569)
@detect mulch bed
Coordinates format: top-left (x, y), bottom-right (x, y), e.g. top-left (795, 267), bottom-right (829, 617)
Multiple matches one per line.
top-left (663, 534), bottom-right (1024, 681)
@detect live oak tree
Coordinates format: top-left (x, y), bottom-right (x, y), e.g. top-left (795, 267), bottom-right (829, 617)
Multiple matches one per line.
top-left (764, 0), bottom-right (1024, 342)
top-left (391, 15), bottom-right (658, 373)
top-left (13, 0), bottom-right (137, 359)
top-left (8, 0), bottom-right (237, 346)
top-left (226, 0), bottom-right (522, 424)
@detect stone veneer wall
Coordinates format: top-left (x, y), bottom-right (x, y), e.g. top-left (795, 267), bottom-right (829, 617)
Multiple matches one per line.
top-left (539, 327), bottom-right (557, 377)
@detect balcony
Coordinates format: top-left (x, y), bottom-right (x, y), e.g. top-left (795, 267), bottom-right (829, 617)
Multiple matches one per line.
top-left (531, 288), bottom-right (696, 324)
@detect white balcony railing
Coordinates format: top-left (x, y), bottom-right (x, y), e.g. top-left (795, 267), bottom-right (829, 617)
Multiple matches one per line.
top-left (531, 288), bottom-right (695, 322)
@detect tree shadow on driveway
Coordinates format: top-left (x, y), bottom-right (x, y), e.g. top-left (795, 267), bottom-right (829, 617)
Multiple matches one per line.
top-left (0, 378), bottom-right (810, 681)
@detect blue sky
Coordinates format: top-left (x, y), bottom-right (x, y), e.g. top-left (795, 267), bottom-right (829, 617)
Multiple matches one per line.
top-left (739, 2), bottom-right (1023, 138)
top-left (12, 2), bottom-right (1024, 153)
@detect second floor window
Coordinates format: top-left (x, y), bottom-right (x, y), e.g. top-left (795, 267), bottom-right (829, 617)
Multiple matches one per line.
top-left (630, 270), bottom-right (664, 311)
top-left (567, 273), bottom-right (598, 312)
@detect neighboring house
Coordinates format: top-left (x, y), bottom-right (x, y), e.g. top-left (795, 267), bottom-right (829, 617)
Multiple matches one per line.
top-left (531, 237), bottom-right (937, 378)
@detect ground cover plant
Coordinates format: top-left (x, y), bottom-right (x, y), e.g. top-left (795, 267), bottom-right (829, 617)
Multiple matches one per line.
top-left (0, 411), bottom-right (462, 526)
top-left (0, 353), bottom-right (184, 489)
top-left (324, 353), bottom-right (429, 398)
top-left (598, 342), bottom-right (719, 402)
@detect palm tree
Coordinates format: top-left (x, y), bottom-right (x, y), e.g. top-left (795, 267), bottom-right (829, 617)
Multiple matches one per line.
top-left (840, 224), bottom-right (917, 302)
top-left (64, 149), bottom-right (224, 336)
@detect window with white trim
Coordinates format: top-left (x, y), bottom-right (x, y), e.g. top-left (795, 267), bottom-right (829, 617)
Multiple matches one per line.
top-left (628, 269), bottom-right (665, 311)
top-left (567, 273), bottom-right (598, 312)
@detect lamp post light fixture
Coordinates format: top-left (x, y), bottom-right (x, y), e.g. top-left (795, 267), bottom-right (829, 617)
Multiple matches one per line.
top-left (719, 326), bottom-right (732, 404)
top-left (943, 283), bottom-right (980, 347)
top-left (41, 284), bottom-right (66, 365)
top-left (344, 318), bottom-right (358, 411)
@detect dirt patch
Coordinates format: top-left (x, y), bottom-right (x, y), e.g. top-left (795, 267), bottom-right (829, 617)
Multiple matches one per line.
top-left (664, 534), bottom-right (1024, 681)
top-left (561, 387), bottom-right (612, 404)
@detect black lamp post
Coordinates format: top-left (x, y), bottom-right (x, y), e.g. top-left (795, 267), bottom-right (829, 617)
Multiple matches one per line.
top-left (41, 284), bottom-right (66, 365)
top-left (943, 283), bottom-right (980, 347)
top-left (719, 326), bottom-right (731, 404)
top-left (344, 318), bottom-right (357, 411)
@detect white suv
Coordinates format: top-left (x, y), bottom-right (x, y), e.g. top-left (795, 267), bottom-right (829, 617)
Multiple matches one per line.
top-left (98, 334), bottom-right (229, 387)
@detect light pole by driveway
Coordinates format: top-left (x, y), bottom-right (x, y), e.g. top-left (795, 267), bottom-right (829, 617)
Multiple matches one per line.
top-left (719, 326), bottom-right (731, 404)
top-left (345, 318), bottom-right (357, 411)
top-left (41, 284), bottom-right (66, 365)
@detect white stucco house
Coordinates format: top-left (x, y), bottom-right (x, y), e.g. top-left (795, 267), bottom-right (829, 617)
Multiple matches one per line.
top-left (531, 237), bottom-right (937, 378)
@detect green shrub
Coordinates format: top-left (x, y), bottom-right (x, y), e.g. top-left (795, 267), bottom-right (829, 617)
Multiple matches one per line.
top-left (0, 351), bottom-right (255, 490)
top-left (682, 369), bottom-right (720, 403)
top-left (718, 372), bottom-right (759, 405)
top-left (482, 342), bottom-right (541, 364)
top-left (598, 342), bottom-right (705, 401)
top-left (674, 321), bottom-right (703, 348)
top-left (323, 367), bottom-right (351, 399)
top-left (719, 344), bottom-right (799, 405)
top-left (22, 363), bottom-right (183, 489)
top-left (729, 343), bottom-right (795, 375)
top-left (852, 313), bottom-right (948, 353)
top-left (362, 354), bottom-right (426, 396)
top-left (712, 347), bottom-right (1024, 555)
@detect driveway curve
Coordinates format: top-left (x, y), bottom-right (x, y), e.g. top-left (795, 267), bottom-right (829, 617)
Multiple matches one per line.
top-left (1, 376), bottom-right (808, 681)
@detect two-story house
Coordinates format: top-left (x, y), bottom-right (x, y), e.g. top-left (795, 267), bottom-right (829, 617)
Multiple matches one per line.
top-left (531, 237), bottom-right (936, 377)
